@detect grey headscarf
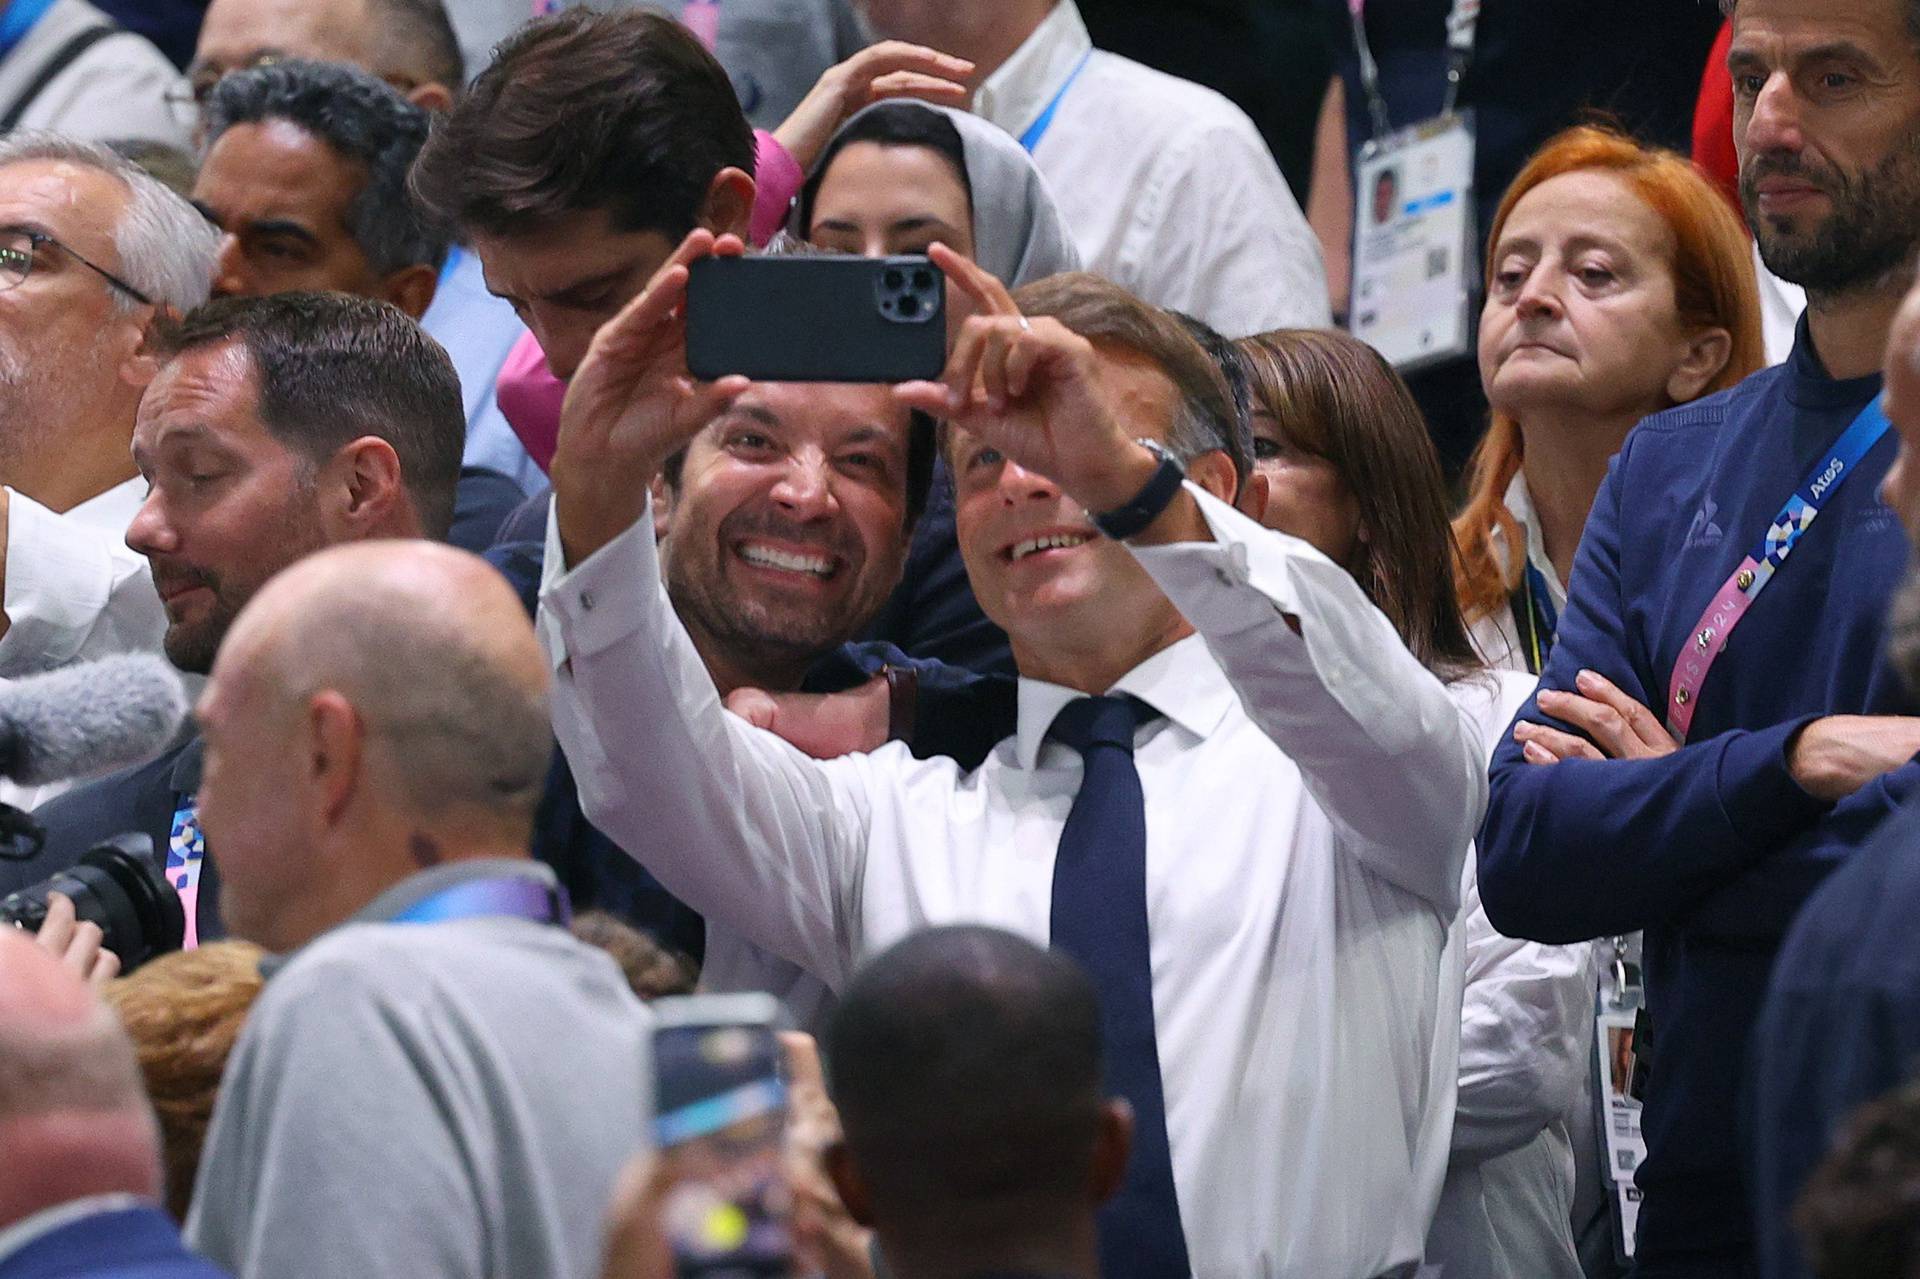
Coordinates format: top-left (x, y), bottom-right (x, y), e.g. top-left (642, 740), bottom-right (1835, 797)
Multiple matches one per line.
top-left (791, 100), bottom-right (1082, 286)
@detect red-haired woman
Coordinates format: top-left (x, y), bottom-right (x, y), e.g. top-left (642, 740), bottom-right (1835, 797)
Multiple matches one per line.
top-left (1454, 125), bottom-right (1765, 676)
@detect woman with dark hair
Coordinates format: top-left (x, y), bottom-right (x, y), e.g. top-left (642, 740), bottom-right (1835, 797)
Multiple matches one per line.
top-left (1237, 327), bottom-right (1594, 1279)
top-left (796, 98), bottom-right (1082, 677)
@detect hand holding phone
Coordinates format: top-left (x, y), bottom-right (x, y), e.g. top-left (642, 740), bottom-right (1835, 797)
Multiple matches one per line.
top-left (685, 254), bottom-right (947, 384)
top-left (651, 994), bottom-right (794, 1279)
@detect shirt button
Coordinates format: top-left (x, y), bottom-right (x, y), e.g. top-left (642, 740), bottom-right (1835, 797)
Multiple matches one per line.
top-left (579, 590), bottom-right (596, 612)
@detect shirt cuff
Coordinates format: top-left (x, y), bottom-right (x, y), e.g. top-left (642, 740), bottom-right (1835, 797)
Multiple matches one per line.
top-left (535, 497), bottom-right (664, 669)
top-left (1127, 481), bottom-right (1316, 637)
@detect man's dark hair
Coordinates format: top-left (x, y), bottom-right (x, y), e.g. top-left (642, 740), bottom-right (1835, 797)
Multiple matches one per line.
top-left (797, 102), bottom-right (972, 233)
top-left (826, 927), bottom-right (1106, 1233)
top-left (410, 7), bottom-right (755, 239)
top-left (370, 0), bottom-right (464, 92)
top-left (204, 59), bottom-right (448, 276)
top-left (1013, 274), bottom-right (1248, 490)
top-left (150, 294), bottom-right (465, 540)
top-left (1795, 1077), bottom-right (1920, 1278)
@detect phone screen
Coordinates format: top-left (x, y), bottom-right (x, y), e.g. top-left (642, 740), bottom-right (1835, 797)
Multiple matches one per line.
top-left (653, 1019), bottom-right (792, 1278)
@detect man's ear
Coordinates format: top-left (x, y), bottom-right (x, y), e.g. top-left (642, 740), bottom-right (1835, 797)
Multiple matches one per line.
top-left (306, 689), bottom-right (364, 830)
top-left (698, 167), bottom-right (757, 242)
top-left (650, 474), bottom-right (673, 543)
top-left (1667, 327), bottom-right (1733, 404)
top-left (1186, 449), bottom-right (1238, 506)
top-left (118, 305), bottom-right (173, 392)
top-left (329, 437), bottom-right (408, 534)
top-left (382, 264), bottom-right (440, 322)
top-left (1090, 1100), bottom-right (1134, 1205)
top-left (404, 81), bottom-right (455, 114)
top-left (824, 1140), bottom-right (876, 1228)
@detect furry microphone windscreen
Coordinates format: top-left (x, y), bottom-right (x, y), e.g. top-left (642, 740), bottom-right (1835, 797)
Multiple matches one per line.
top-left (0, 654), bottom-right (190, 785)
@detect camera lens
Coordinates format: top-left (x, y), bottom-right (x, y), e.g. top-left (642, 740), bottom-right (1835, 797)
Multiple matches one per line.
top-left (912, 269), bottom-right (934, 291)
top-left (0, 834), bottom-right (183, 970)
top-left (898, 295), bottom-right (921, 318)
top-left (884, 269), bottom-right (904, 290)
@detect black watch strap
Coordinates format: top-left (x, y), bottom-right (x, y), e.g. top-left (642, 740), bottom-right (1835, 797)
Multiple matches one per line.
top-left (1092, 441), bottom-right (1186, 540)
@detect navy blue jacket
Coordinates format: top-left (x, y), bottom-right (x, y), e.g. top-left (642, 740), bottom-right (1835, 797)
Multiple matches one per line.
top-left (1478, 321), bottom-right (1915, 1275)
top-left (1749, 790), bottom-right (1920, 1278)
top-left (0, 1204), bottom-right (231, 1279)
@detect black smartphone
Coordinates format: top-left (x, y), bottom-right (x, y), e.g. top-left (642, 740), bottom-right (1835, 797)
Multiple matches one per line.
top-left (685, 254), bottom-right (946, 383)
top-left (651, 994), bottom-right (792, 1279)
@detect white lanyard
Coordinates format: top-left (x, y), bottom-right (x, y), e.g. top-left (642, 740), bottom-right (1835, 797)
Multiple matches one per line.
top-left (1346, 0), bottom-right (1482, 139)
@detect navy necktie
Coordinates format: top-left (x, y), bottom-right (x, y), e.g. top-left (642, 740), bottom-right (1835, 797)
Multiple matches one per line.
top-left (1048, 694), bottom-right (1189, 1278)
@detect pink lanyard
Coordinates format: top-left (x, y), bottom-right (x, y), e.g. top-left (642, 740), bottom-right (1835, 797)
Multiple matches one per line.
top-left (1666, 397), bottom-right (1890, 741)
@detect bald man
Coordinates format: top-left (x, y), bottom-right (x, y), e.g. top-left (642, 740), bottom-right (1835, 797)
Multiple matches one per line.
top-left (0, 930), bottom-right (231, 1279)
top-left (1749, 281), bottom-right (1920, 1279)
top-left (181, 541), bottom-right (652, 1279)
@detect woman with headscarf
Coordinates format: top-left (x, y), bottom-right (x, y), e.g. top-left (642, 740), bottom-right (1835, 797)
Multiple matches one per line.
top-left (793, 99), bottom-right (1082, 676)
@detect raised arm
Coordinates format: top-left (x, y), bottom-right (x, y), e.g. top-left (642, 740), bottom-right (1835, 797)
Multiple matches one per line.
top-left (1127, 488), bottom-right (1483, 909)
top-left (894, 248), bottom-right (1480, 910)
top-left (539, 232), bottom-right (877, 988)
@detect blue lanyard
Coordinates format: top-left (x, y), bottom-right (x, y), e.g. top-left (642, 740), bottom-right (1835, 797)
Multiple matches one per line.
top-left (0, 0), bottom-right (58, 62)
top-left (1514, 560), bottom-right (1560, 677)
top-left (1019, 50), bottom-right (1092, 153)
top-left (1744, 395), bottom-right (1891, 577)
top-left (389, 875), bottom-right (569, 926)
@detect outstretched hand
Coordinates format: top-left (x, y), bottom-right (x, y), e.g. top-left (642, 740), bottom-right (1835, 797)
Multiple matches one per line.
top-left (893, 245), bottom-right (1156, 515)
top-left (551, 230), bottom-right (751, 567)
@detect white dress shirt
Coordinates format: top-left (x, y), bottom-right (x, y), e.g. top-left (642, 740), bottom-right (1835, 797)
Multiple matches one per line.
top-left (1429, 670), bottom-right (1593, 1278)
top-left (0, 477), bottom-right (171, 808)
top-left (0, 477), bottom-right (160, 679)
top-left (1467, 472), bottom-right (1567, 676)
top-left (972, 0), bottom-right (1330, 338)
top-left (539, 482), bottom-right (1486, 1278)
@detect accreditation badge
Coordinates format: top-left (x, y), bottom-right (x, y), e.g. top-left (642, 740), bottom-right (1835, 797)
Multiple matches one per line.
top-left (1350, 111), bottom-right (1477, 372)
top-left (1594, 939), bottom-right (1647, 1263)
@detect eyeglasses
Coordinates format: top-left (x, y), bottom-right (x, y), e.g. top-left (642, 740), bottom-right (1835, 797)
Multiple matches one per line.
top-left (0, 228), bottom-right (154, 305)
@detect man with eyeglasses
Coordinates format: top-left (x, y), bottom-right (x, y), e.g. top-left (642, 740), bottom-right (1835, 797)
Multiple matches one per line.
top-left (0, 132), bottom-right (217, 734)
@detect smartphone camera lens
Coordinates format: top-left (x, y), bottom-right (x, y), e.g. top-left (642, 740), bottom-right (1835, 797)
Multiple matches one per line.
top-left (884, 268), bottom-right (904, 290)
top-left (912, 269), bottom-right (934, 291)
top-left (898, 294), bottom-right (921, 318)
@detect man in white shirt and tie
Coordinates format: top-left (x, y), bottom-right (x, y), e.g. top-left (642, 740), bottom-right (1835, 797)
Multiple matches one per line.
top-left (854, 0), bottom-right (1330, 337)
top-left (539, 235), bottom-right (1482, 1278)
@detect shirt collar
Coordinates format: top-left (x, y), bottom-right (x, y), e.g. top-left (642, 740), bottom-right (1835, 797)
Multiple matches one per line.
top-left (0, 1196), bottom-right (147, 1267)
top-left (64, 475), bottom-right (145, 533)
top-left (974, 0), bottom-right (1092, 138)
top-left (1497, 470), bottom-right (1566, 611)
top-left (258, 858), bottom-right (557, 978)
top-left (1012, 632), bottom-right (1236, 771)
